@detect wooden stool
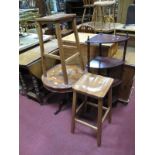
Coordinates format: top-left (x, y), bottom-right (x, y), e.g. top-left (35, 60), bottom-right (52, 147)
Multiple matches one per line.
top-left (81, 0), bottom-right (95, 23)
top-left (92, 0), bottom-right (116, 32)
top-left (71, 72), bottom-right (113, 146)
top-left (36, 14), bottom-right (85, 113)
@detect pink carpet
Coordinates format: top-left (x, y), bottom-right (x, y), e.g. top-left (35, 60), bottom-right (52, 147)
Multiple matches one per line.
top-left (19, 86), bottom-right (135, 155)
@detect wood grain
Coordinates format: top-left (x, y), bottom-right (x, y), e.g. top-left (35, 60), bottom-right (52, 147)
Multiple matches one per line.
top-left (72, 72), bottom-right (114, 98)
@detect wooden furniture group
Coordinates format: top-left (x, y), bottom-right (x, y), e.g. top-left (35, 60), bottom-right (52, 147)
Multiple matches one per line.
top-left (36, 13), bottom-right (115, 146)
top-left (19, 12), bottom-right (135, 147)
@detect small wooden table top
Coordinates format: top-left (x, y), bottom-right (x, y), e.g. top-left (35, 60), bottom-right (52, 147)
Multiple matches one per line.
top-left (62, 32), bottom-right (114, 47)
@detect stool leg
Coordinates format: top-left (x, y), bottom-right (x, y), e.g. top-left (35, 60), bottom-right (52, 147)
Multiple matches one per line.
top-left (82, 7), bottom-right (86, 23)
top-left (72, 18), bottom-right (84, 70)
top-left (97, 98), bottom-right (103, 146)
top-left (101, 6), bottom-right (104, 29)
top-left (108, 87), bottom-right (112, 123)
top-left (55, 23), bottom-right (68, 84)
top-left (71, 90), bottom-right (77, 133)
top-left (93, 7), bottom-right (97, 28)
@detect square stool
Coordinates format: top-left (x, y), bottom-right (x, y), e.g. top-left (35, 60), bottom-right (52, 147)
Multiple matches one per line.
top-left (71, 72), bottom-right (114, 146)
top-left (92, 0), bottom-right (116, 32)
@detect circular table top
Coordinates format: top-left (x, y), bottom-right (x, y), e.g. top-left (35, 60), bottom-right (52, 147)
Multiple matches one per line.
top-left (42, 64), bottom-right (85, 92)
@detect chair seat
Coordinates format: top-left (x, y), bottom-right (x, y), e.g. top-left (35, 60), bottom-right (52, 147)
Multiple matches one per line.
top-left (42, 64), bottom-right (84, 91)
top-left (72, 72), bottom-right (113, 98)
top-left (94, 1), bottom-right (116, 6)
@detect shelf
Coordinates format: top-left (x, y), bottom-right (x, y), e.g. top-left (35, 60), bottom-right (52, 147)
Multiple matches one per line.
top-left (88, 56), bottom-right (124, 69)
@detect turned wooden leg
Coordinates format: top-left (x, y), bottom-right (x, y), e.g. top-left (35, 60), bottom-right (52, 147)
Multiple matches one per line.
top-left (97, 98), bottom-right (103, 146)
top-left (32, 76), bottom-right (42, 103)
top-left (19, 71), bottom-right (27, 95)
top-left (71, 90), bottom-right (77, 133)
top-left (108, 87), bottom-right (112, 123)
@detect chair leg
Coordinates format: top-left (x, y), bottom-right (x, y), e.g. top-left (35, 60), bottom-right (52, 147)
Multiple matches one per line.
top-left (97, 98), bottom-right (103, 146)
top-left (108, 87), bottom-right (112, 123)
top-left (92, 7), bottom-right (97, 28)
top-left (82, 8), bottom-right (86, 23)
top-left (72, 18), bottom-right (84, 70)
top-left (71, 90), bottom-right (77, 133)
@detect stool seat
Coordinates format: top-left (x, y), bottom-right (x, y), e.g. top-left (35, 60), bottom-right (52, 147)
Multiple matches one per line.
top-left (42, 64), bottom-right (84, 91)
top-left (73, 72), bottom-right (113, 98)
top-left (36, 13), bottom-right (76, 23)
top-left (84, 4), bottom-right (94, 8)
top-left (94, 1), bottom-right (116, 6)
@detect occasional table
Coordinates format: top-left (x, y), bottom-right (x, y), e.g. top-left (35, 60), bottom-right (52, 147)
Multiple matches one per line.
top-left (86, 33), bottom-right (134, 104)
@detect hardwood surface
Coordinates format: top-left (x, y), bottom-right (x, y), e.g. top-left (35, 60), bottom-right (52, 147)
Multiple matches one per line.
top-left (118, 64), bottom-right (135, 102)
top-left (42, 64), bottom-right (84, 91)
top-left (73, 72), bottom-right (113, 98)
top-left (88, 56), bottom-right (124, 69)
top-left (36, 13), bottom-right (76, 23)
top-left (19, 39), bottom-right (58, 66)
top-left (62, 32), bottom-right (113, 47)
top-left (87, 33), bottom-right (129, 44)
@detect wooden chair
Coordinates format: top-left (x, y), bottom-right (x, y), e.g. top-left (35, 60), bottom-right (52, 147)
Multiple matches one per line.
top-left (81, 0), bottom-right (95, 23)
top-left (71, 72), bottom-right (113, 146)
top-left (36, 13), bottom-right (85, 113)
top-left (92, 0), bottom-right (116, 32)
top-left (78, 24), bottom-right (95, 33)
top-left (125, 4), bottom-right (135, 25)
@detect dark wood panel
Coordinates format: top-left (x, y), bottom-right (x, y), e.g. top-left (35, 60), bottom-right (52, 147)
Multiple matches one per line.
top-left (118, 64), bottom-right (135, 102)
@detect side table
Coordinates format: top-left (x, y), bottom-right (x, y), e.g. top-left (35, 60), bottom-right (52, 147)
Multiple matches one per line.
top-left (86, 33), bottom-right (132, 104)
